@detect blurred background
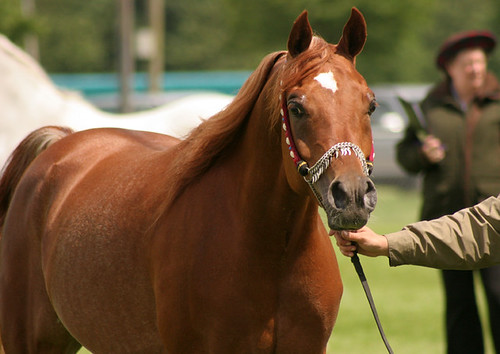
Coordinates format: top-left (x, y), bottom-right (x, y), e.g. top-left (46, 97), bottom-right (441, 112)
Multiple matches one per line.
top-left (5, 0), bottom-right (500, 78)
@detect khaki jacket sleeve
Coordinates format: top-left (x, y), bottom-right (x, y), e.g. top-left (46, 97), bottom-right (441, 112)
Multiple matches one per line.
top-left (386, 196), bottom-right (500, 270)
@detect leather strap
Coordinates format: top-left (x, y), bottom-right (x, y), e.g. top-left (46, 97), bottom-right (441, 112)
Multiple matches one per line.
top-left (351, 253), bottom-right (394, 353)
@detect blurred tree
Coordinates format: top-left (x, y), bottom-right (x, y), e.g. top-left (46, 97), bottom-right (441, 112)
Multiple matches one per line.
top-left (36, 0), bottom-right (117, 72)
top-left (0, 0), bottom-right (38, 43)
top-left (2, 0), bottom-right (500, 84)
top-left (353, 0), bottom-right (440, 83)
top-left (163, 0), bottom-right (231, 70)
top-left (215, 0), bottom-right (307, 69)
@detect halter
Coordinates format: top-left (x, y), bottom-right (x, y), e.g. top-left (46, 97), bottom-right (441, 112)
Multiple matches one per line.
top-left (281, 93), bottom-right (393, 354)
top-left (280, 93), bottom-right (374, 209)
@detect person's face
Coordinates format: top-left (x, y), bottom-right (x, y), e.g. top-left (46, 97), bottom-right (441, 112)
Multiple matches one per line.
top-left (446, 48), bottom-right (488, 92)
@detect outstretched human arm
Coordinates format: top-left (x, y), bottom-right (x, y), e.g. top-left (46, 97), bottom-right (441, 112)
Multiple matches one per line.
top-left (332, 195), bottom-right (500, 270)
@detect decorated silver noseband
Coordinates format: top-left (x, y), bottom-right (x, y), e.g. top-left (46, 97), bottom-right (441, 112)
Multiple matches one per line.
top-left (305, 141), bottom-right (370, 183)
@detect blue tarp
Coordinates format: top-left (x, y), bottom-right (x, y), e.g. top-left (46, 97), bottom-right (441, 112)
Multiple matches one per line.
top-left (50, 71), bottom-right (252, 96)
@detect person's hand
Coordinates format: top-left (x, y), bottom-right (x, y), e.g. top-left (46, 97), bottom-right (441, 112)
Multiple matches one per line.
top-left (421, 135), bottom-right (445, 164)
top-left (330, 226), bottom-right (389, 258)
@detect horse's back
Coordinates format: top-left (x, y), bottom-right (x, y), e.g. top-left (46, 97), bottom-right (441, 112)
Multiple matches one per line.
top-left (0, 128), bottom-right (178, 352)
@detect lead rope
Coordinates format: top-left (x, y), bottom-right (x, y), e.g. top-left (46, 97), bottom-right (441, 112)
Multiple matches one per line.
top-left (281, 91), bottom-right (393, 353)
top-left (352, 253), bottom-right (394, 353)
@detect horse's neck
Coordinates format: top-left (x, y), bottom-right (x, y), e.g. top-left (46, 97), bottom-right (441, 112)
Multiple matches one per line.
top-left (229, 89), bottom-right (318, 232)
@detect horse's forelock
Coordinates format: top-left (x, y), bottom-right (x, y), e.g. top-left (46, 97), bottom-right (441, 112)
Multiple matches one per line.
top-left (280, 36), bottom-right (331, 93)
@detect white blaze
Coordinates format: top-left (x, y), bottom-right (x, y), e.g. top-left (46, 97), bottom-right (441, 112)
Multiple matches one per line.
top-left (314, 71), bottom-right (338, 94)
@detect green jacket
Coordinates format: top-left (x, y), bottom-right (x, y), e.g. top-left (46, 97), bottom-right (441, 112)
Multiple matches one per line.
top-left (387, 195), bottom-right (500, 270)
top-left (396, 73), bottom-right (500, 220)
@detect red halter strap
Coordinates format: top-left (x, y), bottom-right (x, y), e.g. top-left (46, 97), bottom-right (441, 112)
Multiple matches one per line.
top-left (280, 96), bottom-right (309, 176)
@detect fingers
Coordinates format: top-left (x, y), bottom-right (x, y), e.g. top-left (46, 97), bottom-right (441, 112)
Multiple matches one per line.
top-left (331, 227), bottom-right (389, 258)
top-left (422, 135), bottom-right (445, 163)
top-left (330, 230), bottom-right (357, 257)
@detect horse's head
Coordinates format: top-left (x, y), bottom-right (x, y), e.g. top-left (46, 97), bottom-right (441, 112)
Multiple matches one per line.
top-left (279, 8), bottom-right (377, 230)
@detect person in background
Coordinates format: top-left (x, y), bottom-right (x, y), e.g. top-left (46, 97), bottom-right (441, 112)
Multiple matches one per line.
top-left (395, 30), bottom-right (500, 354)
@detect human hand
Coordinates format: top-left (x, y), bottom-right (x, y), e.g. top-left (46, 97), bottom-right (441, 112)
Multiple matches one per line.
top-left (330, 226), bottom-right (389, 258)
top-left (421, 135), bottom-right (445, 164)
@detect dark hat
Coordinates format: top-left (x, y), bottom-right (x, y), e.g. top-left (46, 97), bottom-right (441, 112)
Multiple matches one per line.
top-left (436, 30), bottom-right (497, 70)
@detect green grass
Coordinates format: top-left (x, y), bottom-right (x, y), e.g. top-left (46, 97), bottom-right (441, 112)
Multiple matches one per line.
top-left (77, 185), bottom-right (493, 353)
top-left (326, 184), bottom-right (493, 354)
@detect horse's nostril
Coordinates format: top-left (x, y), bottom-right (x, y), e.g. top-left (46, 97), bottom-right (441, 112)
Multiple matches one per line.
top-left (331, 181), bottom-right (349, 210)
top-left (367, 179), bottom-right (375, 191)
top-left (364, 178), bottom-right (378, 210)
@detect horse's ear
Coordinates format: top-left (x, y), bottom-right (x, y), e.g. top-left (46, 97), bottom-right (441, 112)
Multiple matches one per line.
top-left (336, 7), bottom-right (367, 63)
top-left (287, 10), bottom-right (313, 58)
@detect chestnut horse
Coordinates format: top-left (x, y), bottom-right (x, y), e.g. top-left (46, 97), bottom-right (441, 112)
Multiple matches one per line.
top-left (0, 8), bottom-right (377, 353)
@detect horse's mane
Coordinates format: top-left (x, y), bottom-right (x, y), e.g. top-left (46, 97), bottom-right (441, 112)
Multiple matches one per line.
top-left (167, 50), bottom-right (286, 198)
top-left (166, 36), bottom-right (333, 200)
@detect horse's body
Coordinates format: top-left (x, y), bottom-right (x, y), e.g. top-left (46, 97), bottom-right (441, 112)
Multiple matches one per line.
top-left (0, 9), bottom-right (377, 353)
top-left (0, 33), bottom-right (233, 166)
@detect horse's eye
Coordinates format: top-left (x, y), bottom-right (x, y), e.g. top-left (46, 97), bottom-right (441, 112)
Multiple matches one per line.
top-left (368, 100), bottom-right (377, 116)
top-left (288, 102), bottom-right (306, 118)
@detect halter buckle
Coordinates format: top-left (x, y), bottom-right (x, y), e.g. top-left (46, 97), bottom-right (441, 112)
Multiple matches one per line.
top-left (297, 160), bottom-right (309, 177)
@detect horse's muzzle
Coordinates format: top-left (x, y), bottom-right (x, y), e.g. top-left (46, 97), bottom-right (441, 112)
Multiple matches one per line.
top-left (326, 174), bottom-right (377, 230)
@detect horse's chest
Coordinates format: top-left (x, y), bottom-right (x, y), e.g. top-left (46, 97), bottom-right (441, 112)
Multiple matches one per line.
top-left (159, 243), bottom-right (341, 353)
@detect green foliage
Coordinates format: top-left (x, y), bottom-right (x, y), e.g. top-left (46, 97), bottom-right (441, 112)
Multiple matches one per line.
top-left (0, 0), bottom-right (38, 42)
top-left (35, 0), bottom-right (117, 72)
top-left (164, 0), bottom-right (231, 70)
top-left (3, 0), bottom-right (500, 85)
